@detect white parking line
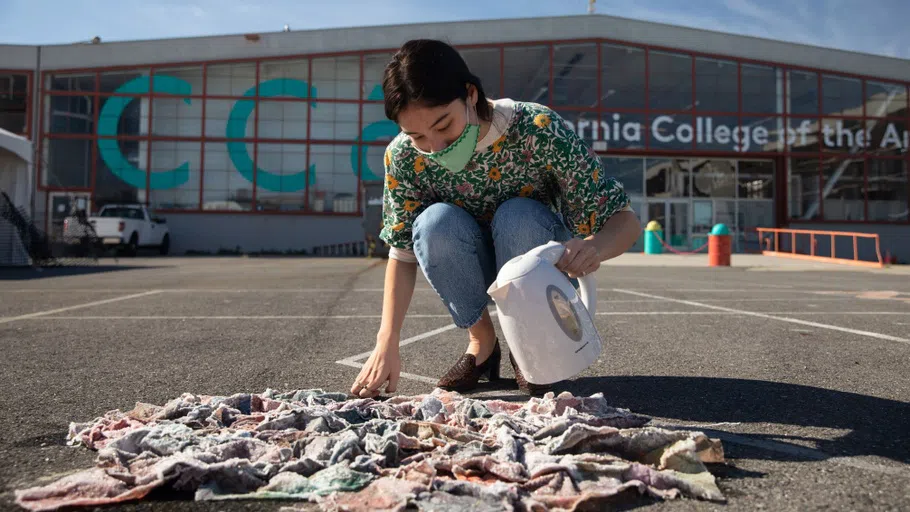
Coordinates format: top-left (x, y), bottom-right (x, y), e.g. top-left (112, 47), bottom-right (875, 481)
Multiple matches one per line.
top-left (31, 314), bottom-right (448, 320)
top-left (24, 311), bottom-right (910, 321)
top-left (0, 291), bottom-right (163, 325)
top-left (614, 289), bottom-right (910, 345)
top-left (334, 359), bottom-right (439, 385)
top-left (2, 287), bottom-right (889, 294)
top-left (336, 323), bottom-right (460, 364)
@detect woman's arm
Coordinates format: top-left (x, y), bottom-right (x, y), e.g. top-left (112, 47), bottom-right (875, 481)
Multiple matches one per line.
top-left (353, 143), bottom-right (428, 397)
top-left (351, 257), bottom-right (417, 398)
top-left (377, 257), bottom-right (418, 345)
top-left (587, 209), bottom-right (642, 260)
top-left (531, 107), bottom-right (641, 276)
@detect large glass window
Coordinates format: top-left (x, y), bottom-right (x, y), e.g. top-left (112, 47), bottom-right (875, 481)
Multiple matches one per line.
top-left (47, 73), bottom-right (95, 93)
top-left (257, 100), bottom-right (308, 141)
top-left (645, 158), bottom-right (689, 197)
top-left (865, 81), bottom-right (907, 118)
top-left (738, 160), bottom-right (774, 199)
top-left (788, 158), bottom-right (821, 220)
top-left (97, 93), bottom-right (143, 137)
top-left (868, 118), bottom-right (907, 157)
top-left (460, 48), bottom-right (502, 101)
top-left (148, 141), bottom-right (202, 210)
top-left (695, 58), bottom-right (737, 113)
top-left (30, 42), bottom-right (910, 224)
top-left (866, 159), bottom-right (909, 222)
top-left (42, 138), bottom-right (92, 188)
top-left (822, 74), bottom-right (863, 116)
top-left (601, 156), bottom-right (643, 196)
top-left (205, 63), bottom-right (256, 96)
top-left (822, 158), bottom-right (865, 221)
top-left (310, 102), bottom-right (359, 141)
top-left (601, 44), bottom-right (645, 110)
top-left (46, 95), bottom-right (94, 135)
top-left (202, 143), bottom-right (253, 211)
top-left (787, 70), bottom-right (819, 115)
top-left (741, 64), bottom-right (782, 114)
top-left (0, 73), bottom-right (29, 135)
top-left (502, 45), bottom-right (549, 103)
top-left (259, 59), bottom-right (309, 90)
top-left (650, 114), bottom-right (694, 150)
top-left (362, 53), bottom-right (394, 100)
top-left (551, 43), bottom-right (598, 107)
top-left (94, 141), bottom-right (142, 208)
top-left (691, 159), bottom-right (736, 198)
top-left (254, 143), bottom-right (308, 211)
top-left (311, 57), bottom-right (360, 100)
top-left (151, 94), bottom-right (202, 138)
top-left (308, 144), bottom-right (358, 213)
top-left (648, 51), bottom-right (692, 111)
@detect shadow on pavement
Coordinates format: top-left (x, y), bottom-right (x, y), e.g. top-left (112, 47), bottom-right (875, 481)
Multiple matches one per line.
top-left (0, 265), bottom-right (161, 281)
top-left (557, 376), bottom-right (910, 465)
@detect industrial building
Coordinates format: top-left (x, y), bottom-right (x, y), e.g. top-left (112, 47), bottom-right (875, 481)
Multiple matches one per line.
top-left (1, 14), bottom-right (908, 261)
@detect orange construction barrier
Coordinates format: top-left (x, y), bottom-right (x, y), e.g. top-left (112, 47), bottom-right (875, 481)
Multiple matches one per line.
top-left (755, 227), bottom-right (884, 268)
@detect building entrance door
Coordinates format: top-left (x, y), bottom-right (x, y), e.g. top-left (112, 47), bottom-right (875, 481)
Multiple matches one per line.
top-left (604, 155), bottom-right (776, 253)
top-left (646, 199), bottom-right (690, 250)
top-left (48, 192), bottom-right (91, 241)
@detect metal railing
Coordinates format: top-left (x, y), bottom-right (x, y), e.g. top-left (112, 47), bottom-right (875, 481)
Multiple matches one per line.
top-left (755, 227), bottom-right (884, 268)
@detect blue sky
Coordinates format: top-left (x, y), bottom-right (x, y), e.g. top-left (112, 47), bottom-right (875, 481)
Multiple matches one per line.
top-left (1, 0), bottom-right (908, 59)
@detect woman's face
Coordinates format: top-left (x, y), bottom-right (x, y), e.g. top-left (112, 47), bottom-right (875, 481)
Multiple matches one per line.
top-left (398, 88), bottom-right (476, 153)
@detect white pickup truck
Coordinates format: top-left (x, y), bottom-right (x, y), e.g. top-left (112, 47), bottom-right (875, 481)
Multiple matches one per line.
top-left (64, 204), bottom-right (171, 256)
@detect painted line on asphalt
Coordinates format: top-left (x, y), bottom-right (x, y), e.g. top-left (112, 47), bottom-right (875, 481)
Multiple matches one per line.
top-left (0, 291), bottom-right (163, 325)
top-left (336, 322), bottom-right (461, 365)
top-left (334, 359), bottom-right (439, 385)
top-left (31, 314), bottom-right (449, 320)
top-left (652, 423), bottom-right (910, 479)
top-left (614, 289), bottom-right (910, 345)
top-left (2, 287), bottom-right (890, 294)
top-left (26, 311), bottom-right (910, 321)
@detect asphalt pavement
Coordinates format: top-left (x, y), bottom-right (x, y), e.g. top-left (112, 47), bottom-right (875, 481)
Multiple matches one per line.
top-left (1, 255), bottom-right (909, 511)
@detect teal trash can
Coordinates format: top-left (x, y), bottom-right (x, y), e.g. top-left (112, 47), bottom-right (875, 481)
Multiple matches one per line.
top-left (644, 220), bottom-right (663, 255)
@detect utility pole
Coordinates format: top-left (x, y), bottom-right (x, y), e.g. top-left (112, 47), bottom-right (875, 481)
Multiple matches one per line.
top-left (588, 0), bottom-right (596, 14)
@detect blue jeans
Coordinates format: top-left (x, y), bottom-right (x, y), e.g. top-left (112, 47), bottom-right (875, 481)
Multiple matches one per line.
top-left (412, 197), bottom-right (572, 328)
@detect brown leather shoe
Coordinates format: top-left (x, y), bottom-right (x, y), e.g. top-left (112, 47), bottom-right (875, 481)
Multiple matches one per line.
top-left (509, 351), bottom-right (552, 396)
top-left (436, 338), bottom-right (501, 392)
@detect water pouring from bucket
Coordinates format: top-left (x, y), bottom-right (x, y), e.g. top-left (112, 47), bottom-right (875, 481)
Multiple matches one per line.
top-left (487, 241), bottom-right (603, 385)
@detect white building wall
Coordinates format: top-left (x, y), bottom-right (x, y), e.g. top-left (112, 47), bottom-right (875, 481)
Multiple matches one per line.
top-left (0, 45), bottom-right (38, 69)
top-left (158, 212), bottom-right (365, 254)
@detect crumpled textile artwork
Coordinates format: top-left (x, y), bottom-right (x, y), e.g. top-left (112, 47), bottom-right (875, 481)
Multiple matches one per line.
top-left (14, 388), bottom-right (726, 511)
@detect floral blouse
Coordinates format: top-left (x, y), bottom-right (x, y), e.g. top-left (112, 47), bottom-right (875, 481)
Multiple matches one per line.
top-left (379, 99), bottom-right (631, 252)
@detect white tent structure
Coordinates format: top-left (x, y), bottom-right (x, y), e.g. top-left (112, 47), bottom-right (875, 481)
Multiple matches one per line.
top-left (0, 127), bottom-right (33, 266)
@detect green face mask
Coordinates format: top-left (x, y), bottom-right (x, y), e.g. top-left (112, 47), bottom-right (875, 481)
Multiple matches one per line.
top-left (417, 104), bottom-right (480, 173)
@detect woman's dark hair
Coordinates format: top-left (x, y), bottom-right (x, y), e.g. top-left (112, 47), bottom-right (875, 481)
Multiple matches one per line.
top-left (382, 39), bottom-right (492, 123)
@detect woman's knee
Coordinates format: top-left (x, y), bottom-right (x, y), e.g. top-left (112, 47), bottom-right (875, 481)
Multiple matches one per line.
top-left (413, 203), bottom-right (481, 263)
top-left (492, 197), bottom-right (558, 230)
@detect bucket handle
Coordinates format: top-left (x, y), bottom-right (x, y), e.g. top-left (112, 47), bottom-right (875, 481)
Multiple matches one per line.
top-left (532, 241), bottom-right (598, 316)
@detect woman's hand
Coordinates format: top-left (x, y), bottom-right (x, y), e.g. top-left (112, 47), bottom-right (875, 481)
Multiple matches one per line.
top-left (556, 238), bottom-right (601, 278)
top-left (350, 334), bottom-right (401, 398)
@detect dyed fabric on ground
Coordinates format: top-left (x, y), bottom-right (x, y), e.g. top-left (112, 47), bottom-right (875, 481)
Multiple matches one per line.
top-left (14, 389), bottom-right (726, 511)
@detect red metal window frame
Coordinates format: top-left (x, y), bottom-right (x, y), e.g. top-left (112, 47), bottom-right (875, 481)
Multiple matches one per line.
top-left (33, 37), bottom-right (910, 224)
top-left (0, 69), bottom-right (33, 139)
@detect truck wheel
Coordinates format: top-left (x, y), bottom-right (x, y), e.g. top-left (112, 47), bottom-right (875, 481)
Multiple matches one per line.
top-left (126, 233), bottom-right (139, 257)
top-left (159, 234), bottom-right (170, 255)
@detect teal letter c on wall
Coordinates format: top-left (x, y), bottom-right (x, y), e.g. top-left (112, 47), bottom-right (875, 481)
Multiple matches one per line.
top-left (96, 75), bottom-right (193, 189)
top-left (351, 85), bottom-right (400, 181)
top-left (225, 79), bottom-right (316, 192)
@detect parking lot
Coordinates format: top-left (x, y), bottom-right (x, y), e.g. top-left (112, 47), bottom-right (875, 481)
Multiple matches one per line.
top-left (1, 255), bottom-right (909, 511)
